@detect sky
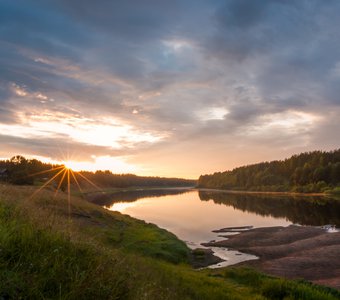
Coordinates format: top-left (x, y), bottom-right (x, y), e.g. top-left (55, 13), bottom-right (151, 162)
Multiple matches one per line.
top-left (0, 0), bottom-right (339, 179)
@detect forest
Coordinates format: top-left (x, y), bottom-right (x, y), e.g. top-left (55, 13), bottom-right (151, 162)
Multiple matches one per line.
top-left (0, 155), bottom-right (196, 188)
top-left (198, 149), bottom-right (340, 193)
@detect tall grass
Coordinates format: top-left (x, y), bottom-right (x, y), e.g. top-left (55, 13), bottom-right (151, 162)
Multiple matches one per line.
top-left (0, 203), bottom-right (130, 299)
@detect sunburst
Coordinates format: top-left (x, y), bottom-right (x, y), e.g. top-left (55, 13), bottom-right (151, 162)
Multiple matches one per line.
top-left (25, 162), bottom-right (104, 222)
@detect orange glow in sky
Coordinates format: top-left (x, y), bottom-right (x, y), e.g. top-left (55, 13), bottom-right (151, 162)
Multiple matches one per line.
top-left (61, 156), bottom-right (138, 173)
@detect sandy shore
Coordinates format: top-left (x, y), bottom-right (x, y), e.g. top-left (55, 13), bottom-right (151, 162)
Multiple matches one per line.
top-left (202, 225), bottom-right (340, 289)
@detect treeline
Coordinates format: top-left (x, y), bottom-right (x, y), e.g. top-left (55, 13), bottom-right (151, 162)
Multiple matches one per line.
top-left (198, 149), bottom-right (340, 193)
top-left (80, 171), bottom-right (196, 188)
top-left (0, 155), bottom-right (196, 188)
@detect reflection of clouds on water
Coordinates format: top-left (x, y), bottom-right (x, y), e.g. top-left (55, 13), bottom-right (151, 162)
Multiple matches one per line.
top-left (208, 248), bottom-right (258, 269)
top-left (108, 199), bottom-right (153, 212)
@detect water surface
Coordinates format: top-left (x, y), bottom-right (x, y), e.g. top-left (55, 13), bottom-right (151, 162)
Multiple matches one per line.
top-left (101, 189), bottom-right (340, 267)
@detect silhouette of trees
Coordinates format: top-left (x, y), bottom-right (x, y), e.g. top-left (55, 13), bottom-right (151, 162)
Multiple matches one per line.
top-left (198, 149), bottom-right (340, 193)
top-left (0, 156), bottom-right (196, 188)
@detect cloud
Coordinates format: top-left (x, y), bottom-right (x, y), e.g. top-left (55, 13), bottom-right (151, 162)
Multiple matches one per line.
top-left (216, 0), bottom-right (276, 29)
top-left (0, 107), bottom-right (18, 124)
top-left (0, 133), bottom-right (125, 162)
top-left (0, 0), bottom-right (339, 176)
top-left (0, 82), bottom-right (19, 124)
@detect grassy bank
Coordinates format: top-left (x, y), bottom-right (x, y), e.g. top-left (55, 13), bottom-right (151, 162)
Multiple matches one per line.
top-left (0, 184), bottom-right (339, 299)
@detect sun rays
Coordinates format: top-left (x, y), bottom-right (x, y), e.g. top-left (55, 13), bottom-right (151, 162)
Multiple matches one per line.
top-left (27, 164), bottom-right (103, 220)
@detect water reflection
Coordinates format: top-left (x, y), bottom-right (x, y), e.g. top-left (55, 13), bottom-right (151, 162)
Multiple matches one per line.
top-left (87, 188), bottom-right (191, 206)
top-left (105, 191), bottom-right (291, 245)
top-left (99, 189), bottom-right (339, 267)
top-left (198, 191), bottom-right (340, 227)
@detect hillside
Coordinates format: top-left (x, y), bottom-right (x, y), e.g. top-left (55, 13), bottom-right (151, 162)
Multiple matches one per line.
top-left (0, 183), bottom-right (339, 299)
top-left (198, 150), bottom-right (340, 193)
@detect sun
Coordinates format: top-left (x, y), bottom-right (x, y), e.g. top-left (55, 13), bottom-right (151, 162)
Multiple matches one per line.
top-left (63, 161), bottom-right (75, 170)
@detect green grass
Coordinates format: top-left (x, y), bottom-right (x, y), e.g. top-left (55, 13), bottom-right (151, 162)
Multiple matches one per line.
top-left (0, 184), bottom-right (339, 299)
top-left (104, 221), bottom-right (190, 263)
top-left (0, 211), bottom-right (127, 299)
top-left (222, 268), bottom-right (340, 300)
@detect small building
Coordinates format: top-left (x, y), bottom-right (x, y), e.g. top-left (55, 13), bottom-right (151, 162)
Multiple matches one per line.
top-left (0, 168), bottom-right (10, 181)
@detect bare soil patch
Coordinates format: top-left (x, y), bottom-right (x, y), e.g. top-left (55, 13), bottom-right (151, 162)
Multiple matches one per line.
top-left (203, 225), bottom-right (340, 289)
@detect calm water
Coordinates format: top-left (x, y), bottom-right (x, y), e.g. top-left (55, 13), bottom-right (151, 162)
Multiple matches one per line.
top-left (95, 189), bottom-right (340, 267)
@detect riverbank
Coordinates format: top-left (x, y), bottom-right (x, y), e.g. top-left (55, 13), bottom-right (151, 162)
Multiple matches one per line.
top-left (196, 187), bottom-right (334, 198)
top-left (203, 225), bottom-right (340, 290)
top-left (1, 183), bottom-right (339, 299)
top-left (83, 185), bottom-right (195, 195)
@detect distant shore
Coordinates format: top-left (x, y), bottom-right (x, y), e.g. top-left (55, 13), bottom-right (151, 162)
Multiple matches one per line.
top-left (81, 185), bottom-right (195, 195)
top-left (195, 187), bottom-right (334, 197)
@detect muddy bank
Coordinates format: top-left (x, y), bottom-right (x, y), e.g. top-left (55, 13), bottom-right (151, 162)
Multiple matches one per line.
top-left (203, 225), bottom-right (340, 289)
top-left (190, 248), bottom-right (224, 268)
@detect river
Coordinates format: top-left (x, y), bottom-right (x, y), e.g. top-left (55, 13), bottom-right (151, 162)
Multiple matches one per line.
top-left (93, 189), bottom-right (340, 267)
